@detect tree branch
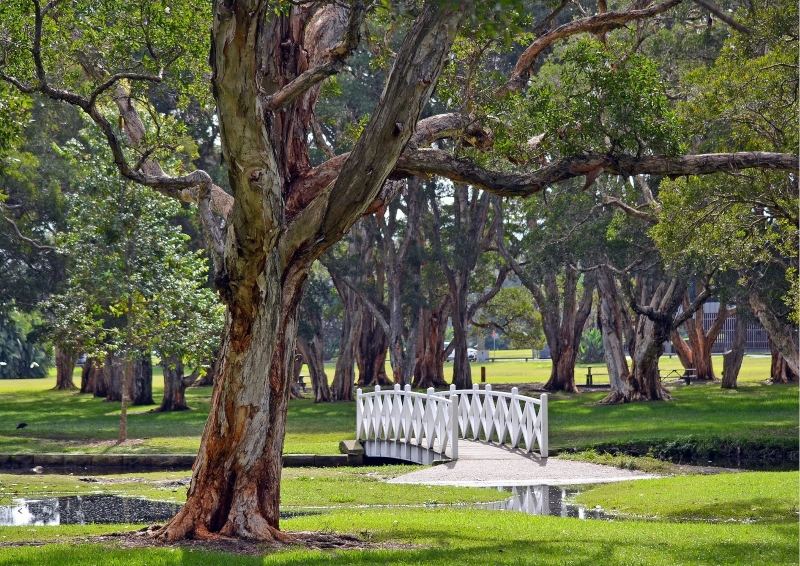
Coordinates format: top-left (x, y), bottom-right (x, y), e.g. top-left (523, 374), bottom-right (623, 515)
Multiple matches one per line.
top-left (693, 0), bottom-right (751, 34)
top-left (265, 0), bottom-right (366, 110)
top-left (1, 212), bottom-right (57, 252)
top-left (504, 0), bottom-right (682, 92)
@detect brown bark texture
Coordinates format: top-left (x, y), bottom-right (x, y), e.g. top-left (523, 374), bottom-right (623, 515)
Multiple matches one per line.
top-left (596, 267), bottom-right (634, 403)
top-left (158, 355), bottom-right (200, 411)
top-left (331, 274), bottom-right (360, 400)
top-left (54, 347), bottom-right (77, 390)
top-left (721, 313), bottom-right (746, 389)
top-left (669, 295), bottom-right (731, 380)
top-left (413, 302), bottom-right (449, 389)
top-left (298, 335), bottom-right (332, 402)
top-left (80, 358), bottom-right (102, 394)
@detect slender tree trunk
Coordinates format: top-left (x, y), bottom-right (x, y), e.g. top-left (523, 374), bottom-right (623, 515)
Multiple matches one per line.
top-left (119, 358), bottom-right (133, 443)
top-left (450, 288), bottom-right (472, 389)
top-left (413, 303), bottom-right (448, 388)
top-left (357, 308), bottom-right (391, 386)
top-left (721, 314), bottom-right (746, 389)
top-left (331, 277), bottom-right (360, 401)
top-left (597, 268), bottom-right (633, 403)
top-left (54, 347), bottom-right (77, 390)
top-left (297, 335), bottom-right (331, 402)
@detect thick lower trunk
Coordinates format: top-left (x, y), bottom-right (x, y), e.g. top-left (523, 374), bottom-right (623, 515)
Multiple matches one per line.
top-left (625, 317), bottom-right (671, 401)
top-left (357, 309), bottom-right (391, 386)
top-left (721, 314), bottom-right (746, 389)
top-left (92, 359), bottom-right (108, 398)
top-left (597, 277), bottom-right (632, 402)
top-left (106, 355), bottom-right (153, 405)
top-left (298, 335), bottom-right (331, 402)
top-left (158, 257), bottom-right (305, 542)
top-left (413, 306), bottom-right (447, 389)
top-left (545, 345), bottom-right (578, 393)
top-left (80, 358), bottom-right (101, 394)
top-left (158, 356), bottom-right (192, 411)
top-left (54, 348), bottom-right (77, 390)
top-left (770, 339), bottom-right (799, 384)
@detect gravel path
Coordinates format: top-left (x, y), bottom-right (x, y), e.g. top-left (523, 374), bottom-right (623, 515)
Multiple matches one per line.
top-left (387, 440), bottom-right (657, 487)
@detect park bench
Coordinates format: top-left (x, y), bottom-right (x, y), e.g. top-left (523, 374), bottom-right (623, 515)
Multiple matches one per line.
top-left (297, 374), bottom-right (307, 392)
top-left (660, 368), bottom-right (697, 384)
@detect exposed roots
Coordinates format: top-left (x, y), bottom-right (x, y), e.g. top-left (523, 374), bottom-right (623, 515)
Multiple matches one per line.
top-left (598, 388), bottom-right (672, 404)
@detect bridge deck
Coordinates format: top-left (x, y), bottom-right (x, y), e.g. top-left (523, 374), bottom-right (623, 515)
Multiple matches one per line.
top-left (387, 439), bottom-right (655, 487)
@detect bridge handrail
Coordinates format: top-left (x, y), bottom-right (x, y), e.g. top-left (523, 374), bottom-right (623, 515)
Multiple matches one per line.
top-left (356, 384), bottom-right (459, 460)
top-left (434, 383), bottom-right (548, 457)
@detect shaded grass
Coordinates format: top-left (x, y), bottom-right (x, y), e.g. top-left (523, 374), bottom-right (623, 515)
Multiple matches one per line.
top-left (0, 508), bottom-right (797, 565)
top-left (575, 471), bottom-right (800, 523)
top-left (0, 466), bottom-right (502, 507)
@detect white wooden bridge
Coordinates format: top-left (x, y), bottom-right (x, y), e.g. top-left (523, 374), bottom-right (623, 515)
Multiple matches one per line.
top-left (355, 384), bottom-right (548, 464)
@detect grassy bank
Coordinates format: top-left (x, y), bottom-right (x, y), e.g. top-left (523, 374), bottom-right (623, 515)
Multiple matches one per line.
top-left (0, 376), bottom-right (796, 457)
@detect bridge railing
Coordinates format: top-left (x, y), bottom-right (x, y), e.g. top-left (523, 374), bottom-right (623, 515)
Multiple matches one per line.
top-left (435, 384), bottom-right (548, 457)
top-left (356, 384), bottom-right (459, 459)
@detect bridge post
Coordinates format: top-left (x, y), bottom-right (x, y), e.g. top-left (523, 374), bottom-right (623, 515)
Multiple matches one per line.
top-left (540, 393), bottom-right (549, 458)
top-left (356, 388), bottom-right (363, 440)
top-left (450, 394), bottom-right (459, 460)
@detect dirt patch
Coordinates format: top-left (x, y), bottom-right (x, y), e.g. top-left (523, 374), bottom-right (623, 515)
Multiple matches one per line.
top-left (0, 528), bottom-right (418, 556)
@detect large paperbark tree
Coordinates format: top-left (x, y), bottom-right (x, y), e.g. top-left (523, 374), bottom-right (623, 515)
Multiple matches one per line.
top-left (3, 0), bottom-right (796, 542)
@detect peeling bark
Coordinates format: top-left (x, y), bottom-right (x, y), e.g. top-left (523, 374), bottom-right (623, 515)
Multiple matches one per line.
top-left (670, 294), bottom-right (731, 381)
top-left (413, 302), bottom-right (449, 389)
top-left (597, 267), bottom-right (634, 403)
top-left (331, 274), bottom-right (360, 401)
top-left (298, 335), bottom-right (331, 403)
top-left (80, 358), bottom-right (102, 394)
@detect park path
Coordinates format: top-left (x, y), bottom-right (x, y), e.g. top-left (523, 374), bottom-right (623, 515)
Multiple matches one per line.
top-left (387, 439), bottom-right (656, 487)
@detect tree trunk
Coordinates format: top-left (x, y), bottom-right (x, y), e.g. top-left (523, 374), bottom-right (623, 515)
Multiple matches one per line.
top-left (597, 268), bottom-right (633, 403)
top-left (54, 347), bottom-right (77, 390)
top-left (670, 297), bottom-right (730, 381)
top-left (105, 355), bottom-right (153, 405)
top-left (158, 255), bottom-right (307, 541)
top-left (627, 314), bottom-right (672, 401)
top-left (158, 355), bottom-right (193, 411)
top-left (413, 303), bottom-right (448, 388)
top-left (193, 347), bottom-right (220, 387)
top-left (331, 277), bottom-right (360, 401)
top-left (749, 291), bottom-right (799, 376)
top-left (130, 355), bottom-right (154, 405)
top-left (104, 354), bottom-right (124, 402)
top-left (92, 358), bottom-right (108, 398)
top-left (721, 313), bottom-right (746, 389)
top-left (119, 358), bottom-right (133, 442)
top-left (297, 335), bottom-right (331, 402)
top-left (770, 338), bottom-right (799, 384)
top-left (450, 286), bottom-right (472, 389)
top-left (80, 358), bottom-right (101, 394)
top-left (357, 307), bottom-right (391, 386)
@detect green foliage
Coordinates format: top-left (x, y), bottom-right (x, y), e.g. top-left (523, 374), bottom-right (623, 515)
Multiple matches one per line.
top-left (477, 287), bottom-right (543, 349)
top-left (577, 328), bottom-right (604, 364)
top-left (490, 38), bottom-right (682, 167)
top-left (0, 311), bottom-right (50, 379)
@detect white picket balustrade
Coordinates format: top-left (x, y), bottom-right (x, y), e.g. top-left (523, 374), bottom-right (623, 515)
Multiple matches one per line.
top-left (356, 384), bottom-right (459, 462)
top-left (355, 383), bottom-right (548, 462)
top-left (436, 384), bottom-right (548, 457)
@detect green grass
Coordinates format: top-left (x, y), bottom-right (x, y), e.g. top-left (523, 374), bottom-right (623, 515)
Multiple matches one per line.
top-left (0, 355), bottom-right (795, 457)
top-left (0, 467), bottom-right (502, 507)
top-left (0, 508), bottom-right (797, 565)
top-left (575, 471), bottom-right (800, 523)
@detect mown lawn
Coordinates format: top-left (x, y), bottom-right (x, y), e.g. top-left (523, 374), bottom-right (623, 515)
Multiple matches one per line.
top-left (0, 508), bottom-right (796, 565)
top-left (575, 471), bottom-right (800, 523)
top-left (0, 361), bottom-right (796, 456)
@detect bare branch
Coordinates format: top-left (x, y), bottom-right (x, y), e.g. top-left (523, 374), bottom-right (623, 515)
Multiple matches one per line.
top-left (693, 0), bottom-right (751, 34)
top-left (600, 194), bottom-right (657, 223)
top-left (1, 212), bottom-right (57, 252)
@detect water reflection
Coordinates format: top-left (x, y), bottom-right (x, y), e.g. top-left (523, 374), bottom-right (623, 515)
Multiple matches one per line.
top-left (0, 495), bottom-right (179, 526)
top-left (477, 485), bottom-right (610, 520)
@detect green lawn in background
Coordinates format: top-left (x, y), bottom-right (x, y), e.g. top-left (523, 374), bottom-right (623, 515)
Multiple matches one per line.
top-left (0, 355), bottom-right (794, 456)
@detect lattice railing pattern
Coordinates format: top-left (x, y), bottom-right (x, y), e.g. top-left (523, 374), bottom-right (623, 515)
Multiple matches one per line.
top-left (437, 384), bottom-right (548, 457)
top-left (356, 385), bottom-right (459, 459)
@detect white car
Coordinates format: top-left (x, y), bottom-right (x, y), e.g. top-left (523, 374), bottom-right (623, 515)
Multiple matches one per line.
top-left (445, 344), bottom-right (478, 362)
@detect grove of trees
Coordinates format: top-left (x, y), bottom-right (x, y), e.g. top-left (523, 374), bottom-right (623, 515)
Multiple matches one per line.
top-left (0, 0), bottom-right (795, 543)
